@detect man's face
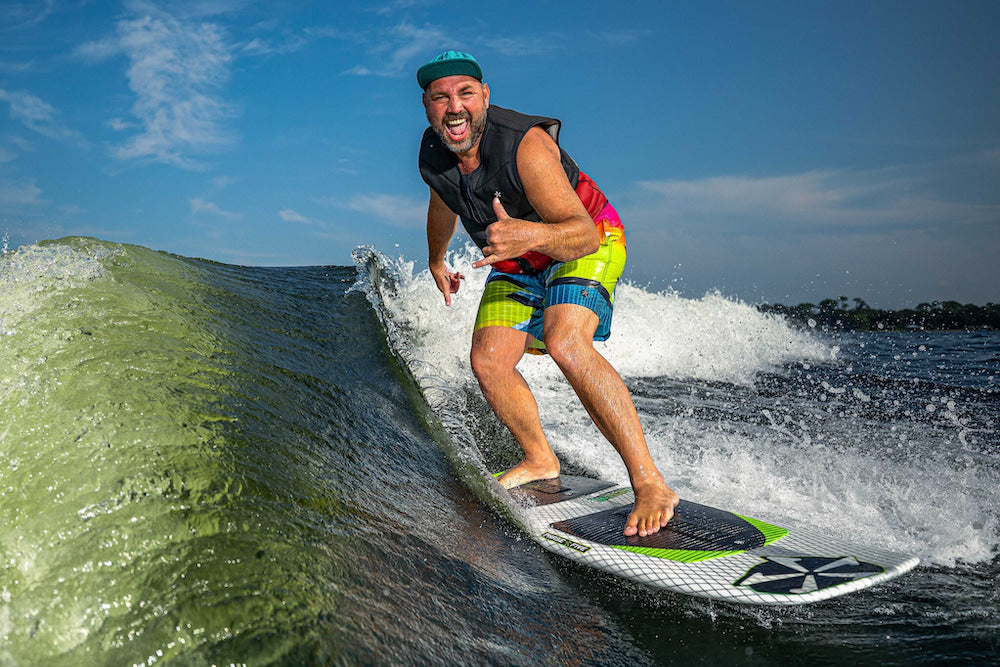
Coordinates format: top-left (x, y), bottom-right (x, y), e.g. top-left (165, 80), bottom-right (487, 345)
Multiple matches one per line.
top-left (422, 75), bottom-right (490, 155)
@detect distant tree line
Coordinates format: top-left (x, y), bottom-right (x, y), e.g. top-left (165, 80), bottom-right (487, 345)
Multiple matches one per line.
top-left (757, 297), bottom-right (1000, 331)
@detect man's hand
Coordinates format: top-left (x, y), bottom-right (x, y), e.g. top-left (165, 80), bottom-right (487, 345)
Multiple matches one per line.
top-left (472, 197), bottom-right (537, 269)
top-left (430, 261), bottom-right (465, 306)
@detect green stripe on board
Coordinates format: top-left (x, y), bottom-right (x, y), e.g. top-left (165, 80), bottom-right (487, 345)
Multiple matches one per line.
top-left (611, 546), bottom-right (746, 562)
top-left (736, 514), bottom-right (789, 545)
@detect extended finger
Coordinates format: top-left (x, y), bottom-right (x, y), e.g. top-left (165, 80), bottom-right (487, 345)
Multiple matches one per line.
top-left (472, 254), bottom-right (500, 269)
top-left (492, 196), bottom-right (508, 220)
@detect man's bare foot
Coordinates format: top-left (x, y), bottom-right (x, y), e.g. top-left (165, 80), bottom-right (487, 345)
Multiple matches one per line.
top-left (624, 478), bottom-right (679, 537)
top-left (497, 457), bottom-right (560, 489)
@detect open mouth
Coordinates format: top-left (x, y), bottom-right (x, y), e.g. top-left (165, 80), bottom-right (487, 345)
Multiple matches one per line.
top-left (443, 114), bottom-right (470, 142)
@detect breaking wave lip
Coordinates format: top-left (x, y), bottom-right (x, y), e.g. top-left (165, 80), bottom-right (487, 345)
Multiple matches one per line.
top-left (354, 242), bottom-right (831, 387)
top-left (1, 241), bottom-right (116, 336)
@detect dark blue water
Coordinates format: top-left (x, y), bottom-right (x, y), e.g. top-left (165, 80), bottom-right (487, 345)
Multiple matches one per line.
top-left (1, 238), bottom-right (996, 665)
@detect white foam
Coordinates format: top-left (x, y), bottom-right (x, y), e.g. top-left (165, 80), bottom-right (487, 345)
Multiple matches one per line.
top-left (379, 243), bottom-right (827, 387)
top-left (373, 245), bottom-right (998, 568)
top-left (0, 242), bottom-right (112, 337)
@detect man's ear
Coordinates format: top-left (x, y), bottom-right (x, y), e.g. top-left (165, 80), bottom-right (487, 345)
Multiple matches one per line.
top-left (483, 82), bottom-right (490, 108)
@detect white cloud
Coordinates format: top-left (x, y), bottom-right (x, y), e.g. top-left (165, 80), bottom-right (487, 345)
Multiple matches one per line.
top-left (239, 33), bottom-right (308, 57)
top-left (77, 5), bottom-right (238, 168)
top-left (345, 193), bottom-right (426, 229)
top-left (0, 88), bottom-right (84, 144)
top-left (342, 64), bottom-right (372, 77)
top-left (631, 167), bottom-right (1000, 234)
top-left (107, 117), bottom-right (134, 131)
top-left (344, 22), bottom-right (449, 78)
top-left (73, 36), bottom-right (122, 63)
top-left (1, 1), bottom-right (55, 31)
top-left (279, 208), bottom-right (320, 225)
top-left (191, 197), bottom-right (240, 219)
top-left (0, 178), bottom-right (43, 205)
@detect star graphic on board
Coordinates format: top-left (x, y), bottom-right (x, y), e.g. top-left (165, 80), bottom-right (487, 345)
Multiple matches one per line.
top-left (734, 556), bottom-right (885, 595)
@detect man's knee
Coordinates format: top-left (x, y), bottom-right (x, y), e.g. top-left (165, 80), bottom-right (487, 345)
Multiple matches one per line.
top-left (542, 306), bottom-right (598, 368)
top-left (470, 328), bottom-right (526, 382)
top-left (469, 342), bottom-right (497, 382)
top-left (543, 330), bottom-right (594, 369)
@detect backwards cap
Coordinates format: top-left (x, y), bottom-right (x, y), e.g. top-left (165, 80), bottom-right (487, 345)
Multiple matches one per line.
top-left (417, 51), bottom-right (483, 89)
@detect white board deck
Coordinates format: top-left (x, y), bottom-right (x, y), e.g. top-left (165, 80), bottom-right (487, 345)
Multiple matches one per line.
top-left (505, 475), bottom-right (919, 606)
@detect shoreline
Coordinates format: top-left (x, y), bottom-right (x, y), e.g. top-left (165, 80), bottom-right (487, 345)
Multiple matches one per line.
top-left (757, 297), bottom-right (999, 331)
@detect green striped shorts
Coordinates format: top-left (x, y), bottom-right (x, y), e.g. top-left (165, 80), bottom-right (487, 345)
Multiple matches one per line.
top-left (473, 222), bottom-right (626, 354)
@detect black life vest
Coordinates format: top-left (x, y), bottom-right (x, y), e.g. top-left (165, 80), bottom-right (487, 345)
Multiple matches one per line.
top-left (419, 106), bottom-right (587, 274)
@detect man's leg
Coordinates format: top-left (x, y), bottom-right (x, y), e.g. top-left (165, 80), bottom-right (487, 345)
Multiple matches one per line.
top-left (470, 325), bottom-right (561, 487)
top-left (542, 303), bottom-right (679, 537)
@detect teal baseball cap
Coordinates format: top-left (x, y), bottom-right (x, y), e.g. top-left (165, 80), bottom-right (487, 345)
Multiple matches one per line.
top-left (417, 51), bottom-right (483, 89)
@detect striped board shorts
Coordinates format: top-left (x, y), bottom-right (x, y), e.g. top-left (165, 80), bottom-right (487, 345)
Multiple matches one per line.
top-left (473, 202), bottom-right (626, 354)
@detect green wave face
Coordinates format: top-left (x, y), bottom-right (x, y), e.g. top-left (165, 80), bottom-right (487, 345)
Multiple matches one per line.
top-left (1, 239), bottom-right (355, 664)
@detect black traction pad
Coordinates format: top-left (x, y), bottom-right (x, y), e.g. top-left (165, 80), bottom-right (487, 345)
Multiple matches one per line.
top-left (552, 500), bottom-right (768, 551)
top-left (513, 476), bottom-right (618, 506)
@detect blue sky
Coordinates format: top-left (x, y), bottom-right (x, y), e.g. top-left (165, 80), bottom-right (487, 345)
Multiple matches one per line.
top-left (2, 0), bottom-right (998, 308)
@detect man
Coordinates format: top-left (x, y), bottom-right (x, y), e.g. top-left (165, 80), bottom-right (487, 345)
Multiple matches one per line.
top-left (417, 51), bottom-right (678, 537)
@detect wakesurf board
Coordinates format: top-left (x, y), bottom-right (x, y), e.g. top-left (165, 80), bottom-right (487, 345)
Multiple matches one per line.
top-left (504, 474), bottom-right (918, 606)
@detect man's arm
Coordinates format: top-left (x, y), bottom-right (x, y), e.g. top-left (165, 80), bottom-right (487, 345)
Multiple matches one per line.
top-left (427, 187), bottom-right (464, 305)
top-left (474, 126), bottom-right (600, 269)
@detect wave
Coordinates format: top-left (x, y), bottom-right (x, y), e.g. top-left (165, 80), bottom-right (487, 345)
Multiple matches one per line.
top-left (3, 238), bottom-right (996, 665)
